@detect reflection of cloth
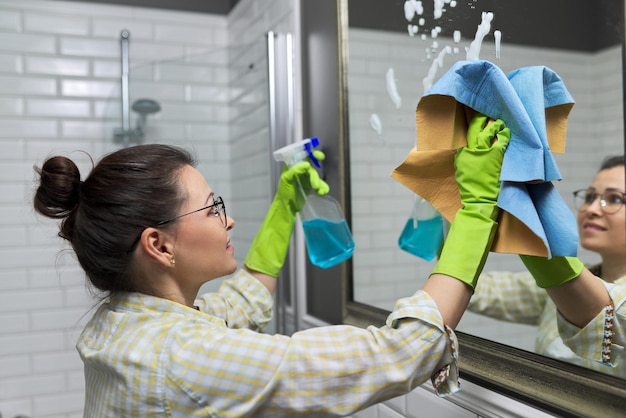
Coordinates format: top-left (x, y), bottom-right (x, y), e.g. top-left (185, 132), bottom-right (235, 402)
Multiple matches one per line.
top-left (467, 269), bottom-right (626, 377)
top-left (392, 60), bottom-right (578, 257)
top-left (78, 269), bottom-right (460, 416)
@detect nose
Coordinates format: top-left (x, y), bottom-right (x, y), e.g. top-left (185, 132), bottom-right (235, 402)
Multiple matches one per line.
top-left (226, 215), bottom-right (235, 230)
top-left (585, 195), bottom-right (604, 214)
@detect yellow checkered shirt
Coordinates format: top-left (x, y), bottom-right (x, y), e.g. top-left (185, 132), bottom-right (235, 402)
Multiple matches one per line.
top-left (78, 269), bottom-right (460, 417)
top-left (469, 270), bottom-right (626, 377)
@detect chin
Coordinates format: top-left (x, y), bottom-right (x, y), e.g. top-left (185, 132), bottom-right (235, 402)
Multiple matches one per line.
top-left (580, 241), bottom-right (602, 253)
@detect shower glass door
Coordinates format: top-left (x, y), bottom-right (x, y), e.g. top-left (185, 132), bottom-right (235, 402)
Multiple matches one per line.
top-left (101, 34), bottom-right (299, 334)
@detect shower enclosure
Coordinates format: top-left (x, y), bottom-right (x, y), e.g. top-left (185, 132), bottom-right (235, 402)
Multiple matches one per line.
top-left (112, 30), bottom-right (161, 147)
top-left (102, 31), bottom-right (301, 334)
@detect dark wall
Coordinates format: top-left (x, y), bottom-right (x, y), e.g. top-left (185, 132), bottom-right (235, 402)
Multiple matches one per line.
top-left (348, 0), bottom-right (624, 52)
top-left (48, 0), bottom-right (240, 14)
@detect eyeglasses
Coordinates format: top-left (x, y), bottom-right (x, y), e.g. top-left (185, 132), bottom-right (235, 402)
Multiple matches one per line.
top-left (127, 196), bottom-right (227, 253)
top-left (157, 196), bottom-right (227, 228)
top-left (573, 189), bottom-right (625, 214)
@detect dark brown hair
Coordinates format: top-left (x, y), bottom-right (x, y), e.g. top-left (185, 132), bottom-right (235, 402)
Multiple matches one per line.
top-left (34, 144), bottom-right (196, 293)
top-left (599, 154), bottom-right (625, 171)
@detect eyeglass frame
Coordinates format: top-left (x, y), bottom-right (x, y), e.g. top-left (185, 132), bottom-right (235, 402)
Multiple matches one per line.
top-left (572, 188), bottom-right (626, 214)
top-left (126, 196), bottom-right (227, 253)
top-left (157, 196), bottom-right (227, 228)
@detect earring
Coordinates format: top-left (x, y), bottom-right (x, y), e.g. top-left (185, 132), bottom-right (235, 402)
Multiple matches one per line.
top-left (170, 258), bottom-right (176, 266)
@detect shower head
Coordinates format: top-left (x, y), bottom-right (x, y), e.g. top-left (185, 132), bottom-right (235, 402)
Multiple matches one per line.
top-left (132, 98), bottom-right (160, 136)
top-left (132, 98), bottom-right (161, 115)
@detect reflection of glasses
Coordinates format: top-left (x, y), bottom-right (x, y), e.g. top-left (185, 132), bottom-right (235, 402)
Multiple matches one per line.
top-left (573, 189), bottom-right (625, 214)
top-left (127, 196), bottom-right (227, 253)
top-left (157, 196), bottom-right (227, 228)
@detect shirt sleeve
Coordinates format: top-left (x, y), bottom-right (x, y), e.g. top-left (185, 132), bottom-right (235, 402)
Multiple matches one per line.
top-left (557, 278), bottom-right (626, 370)
top-left (166, 290), bottom-right (460, 417)
top-left (468, 270), bottom-right (548, 325)
top-left (193, 268), bottom-right (273, 331)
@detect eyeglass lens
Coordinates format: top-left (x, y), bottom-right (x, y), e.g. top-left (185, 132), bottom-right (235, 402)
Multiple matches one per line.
top-left (574, 190), bottom-right (625, 214)
top-left (213, 196), bottom-right (227, 227)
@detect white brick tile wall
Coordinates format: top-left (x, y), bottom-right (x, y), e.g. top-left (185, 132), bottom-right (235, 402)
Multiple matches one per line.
top-left (24, 13), bottom-right (90, 36)
top-left (406, 387), bottom-right (478, 418)
top-left (0, 355), bottom-right (30, 378)
top-left (2, 372), bottom-right (65, 402)
top-left (0, 312), bottom-right (28, 334)
top-left (0, 331), bottom-right (65, 357)
top-left (27, 99), bottom-right (91, 117)
top-left (25, 56), bottom-right (90, 76)
top-left (0, 75), bottom-right (56, 95)
top-left (32, 351), bottom-right (83, 374)
top-left (154, 23), bottom-right (216, 46)
top-left (0, 400), bottom-right (32, 418)
top-left (92, 19), bottom-right (154, 40)
top-left (0, 96), bottom-right (23, 115)
top-left (61, 79), bottom-right (116, 97)
top-left (0, 33), bottom-right (56, 54)
top-left (0, 9), bottom-right (21, 30)
top-left (0, 54), bottom-right (22, 73)
top-left (33, 392), bottom-right (84, 417)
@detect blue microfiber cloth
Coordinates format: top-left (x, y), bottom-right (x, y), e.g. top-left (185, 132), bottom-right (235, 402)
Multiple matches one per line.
top-left (391, 60), bottom-right (578, 258)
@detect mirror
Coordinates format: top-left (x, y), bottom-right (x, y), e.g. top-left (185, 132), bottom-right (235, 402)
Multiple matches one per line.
top-left (342, 0), bottom-right (624, 377)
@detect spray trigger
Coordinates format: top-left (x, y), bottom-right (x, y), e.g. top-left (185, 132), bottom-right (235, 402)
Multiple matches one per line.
top-left (304, 137), bottom-right (321, 168)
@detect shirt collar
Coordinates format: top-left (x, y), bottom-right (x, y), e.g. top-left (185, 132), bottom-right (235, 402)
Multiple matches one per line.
top-left (107, 292), bottom-right (227, 327)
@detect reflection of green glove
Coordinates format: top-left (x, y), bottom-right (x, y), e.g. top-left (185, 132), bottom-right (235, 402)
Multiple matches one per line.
top-left (244, 150), bottom-right (329, 277)
top-left (520, 255), bottom-right (584, 288)
top-left (431, 113), bottom-right (511, 290)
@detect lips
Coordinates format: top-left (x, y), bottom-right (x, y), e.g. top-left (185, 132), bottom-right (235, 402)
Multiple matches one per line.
top-left (582, 221), bottom-right (606, 232)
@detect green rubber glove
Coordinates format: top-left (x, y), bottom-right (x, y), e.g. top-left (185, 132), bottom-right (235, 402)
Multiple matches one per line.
top-left (431, 113), bottom-right (511, 290)
top-left (244, 150), bottom-right (329, 277)
top-left (520, 255), bottom-right (585, 288)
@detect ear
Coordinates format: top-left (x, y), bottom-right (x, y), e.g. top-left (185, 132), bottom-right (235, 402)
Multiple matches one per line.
top-left (139, 227), bottom-right (174, 268)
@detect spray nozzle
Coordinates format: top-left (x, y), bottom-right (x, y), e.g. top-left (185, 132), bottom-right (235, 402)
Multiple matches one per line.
top-left (273, 137), bottom-right (321, 168)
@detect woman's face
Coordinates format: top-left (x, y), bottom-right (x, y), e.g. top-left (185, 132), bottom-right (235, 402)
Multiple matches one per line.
top-left (577, 165), bottom-right (625, 260)
top-left (171, 165), bottom-right (237, 286)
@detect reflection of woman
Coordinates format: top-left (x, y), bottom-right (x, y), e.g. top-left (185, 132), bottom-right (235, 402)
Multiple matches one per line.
top-left (33, 120), bottom-right (506, 416)
top-left (468, 155), bottom-right (626, 377)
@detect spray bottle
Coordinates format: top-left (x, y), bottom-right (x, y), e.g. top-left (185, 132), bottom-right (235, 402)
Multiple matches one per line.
top-left (274, 137), bottom-right (354, 268)
top-left (398, 194), bottom-right (444, 261)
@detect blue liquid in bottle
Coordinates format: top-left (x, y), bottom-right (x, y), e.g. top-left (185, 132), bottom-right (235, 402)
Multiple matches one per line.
top-left (398, 215), bottom-right (444, 261)
top-left (302, 218), bottom-right (355, 268)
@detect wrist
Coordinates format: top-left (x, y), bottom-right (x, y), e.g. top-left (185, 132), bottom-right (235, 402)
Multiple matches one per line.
top-left (432, 208), bottom-right (498, 290)
top-left (520, 255), bottom-right (585, 288)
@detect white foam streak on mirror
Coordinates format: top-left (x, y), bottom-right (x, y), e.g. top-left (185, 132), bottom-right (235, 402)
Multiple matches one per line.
top-left (466, 11), bottom-right (493, 60)
top-left (494, 30), bottom-right (502, 58)
top-left (385, 68), bottom-right (402, 108)
top-left (369, 113), bottom-right (383, 137)
top-left (433, 0), bottom-right (445, 19)
top-left (423, 45), bottom-right (452, 93)
top-left (453, 30), bottom-right (461, 43)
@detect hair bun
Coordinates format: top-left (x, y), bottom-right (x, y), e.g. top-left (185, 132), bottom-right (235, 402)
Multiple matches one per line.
top-left (34, 156), bottom-right (82, 219)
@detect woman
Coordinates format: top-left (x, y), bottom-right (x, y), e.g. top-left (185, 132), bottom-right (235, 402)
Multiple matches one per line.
top-left (469, 155), bottom-right (625, 376)
top-left (33, 116), bottom-right (506, 416)
top-left (35, 115), bottom-right (509, 417)
top-left (576, 156), bottom-right (626, 282)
